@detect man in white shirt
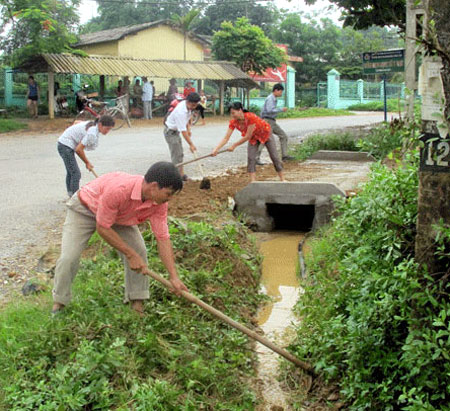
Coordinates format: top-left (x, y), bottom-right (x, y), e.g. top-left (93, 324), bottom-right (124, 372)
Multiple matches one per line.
top-left (142, 77), bottom-right (153, 119)
top-left (164, 92), bottom-right (200, 180)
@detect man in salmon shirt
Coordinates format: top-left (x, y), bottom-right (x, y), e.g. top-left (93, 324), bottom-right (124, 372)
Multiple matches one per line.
top-left (52, 162), bottom-right (188, 316)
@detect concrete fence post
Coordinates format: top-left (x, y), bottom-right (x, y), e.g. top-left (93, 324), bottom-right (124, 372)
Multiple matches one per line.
top-left (327, 69), bottom-right (340, 109)
top-left (357, 79), bottom-right (364, 103)
top-left (286, 65), bottom-right (296, 108)
top-left (72, 74), bottom-right (81, 94)
top-left (4, 67), bottom-right (13, 107)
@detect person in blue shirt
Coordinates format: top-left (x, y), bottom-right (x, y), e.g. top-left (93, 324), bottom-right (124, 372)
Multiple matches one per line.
top-left (26, 76), bottom-right (40, 119)
top-left (256, 83), bottom-right (294, 165)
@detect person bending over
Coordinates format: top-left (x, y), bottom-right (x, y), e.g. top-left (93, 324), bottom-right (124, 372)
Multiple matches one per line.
top-left (212, 102), bottom-right (285, 182)
top-left (52, 161), bottom-right (188, 316)
top-left (57, 115), bottom-right (115, 198)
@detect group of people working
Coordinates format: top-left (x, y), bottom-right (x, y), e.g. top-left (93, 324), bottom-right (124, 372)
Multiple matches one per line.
top-left (53, 82), bottom-right (291, 316)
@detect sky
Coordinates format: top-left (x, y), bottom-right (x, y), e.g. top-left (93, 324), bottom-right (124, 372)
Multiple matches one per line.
top-left (77, 0), bottom-right (343, 25)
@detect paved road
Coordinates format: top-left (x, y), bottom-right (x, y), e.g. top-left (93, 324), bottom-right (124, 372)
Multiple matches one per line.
top-left (0, 112), bottom-right (388, 262)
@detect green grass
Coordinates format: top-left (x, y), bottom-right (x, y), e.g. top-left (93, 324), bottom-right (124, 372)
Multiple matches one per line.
top-left (0, 217), bottom-right (264, 410)
top-left (278, 107), bottom-right (354, 119)
top-left (346, 99), bottom-right (421, 113)
top-left (0, 118), bottom-right (28, 133)
top-left (290, 132), bottom-right (359, 161)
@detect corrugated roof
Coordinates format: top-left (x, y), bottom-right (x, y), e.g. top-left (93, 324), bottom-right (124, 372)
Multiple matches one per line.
top-left (33, 54), bottom-right (258, 88)
top-left (75, 20), bottom-right (210, 47)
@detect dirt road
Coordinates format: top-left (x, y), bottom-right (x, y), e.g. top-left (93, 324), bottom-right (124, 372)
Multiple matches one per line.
top-left (0, 112), bottom-right (389, 300)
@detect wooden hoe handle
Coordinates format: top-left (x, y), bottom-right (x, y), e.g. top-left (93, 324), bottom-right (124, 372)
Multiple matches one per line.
top-left (143, 268), bottom-right (316, 375)
top-left (176, 149), bottom-right (229, 167)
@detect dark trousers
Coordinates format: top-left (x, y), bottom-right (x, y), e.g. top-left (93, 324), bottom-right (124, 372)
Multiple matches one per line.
top-left (57, 142), bottom-right (81, 196)
top-left (197, 105), bottom-right (205, 119)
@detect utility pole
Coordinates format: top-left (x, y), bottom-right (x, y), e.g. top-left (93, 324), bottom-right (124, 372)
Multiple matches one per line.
top-left (414, 0), bottom-right (450, 275)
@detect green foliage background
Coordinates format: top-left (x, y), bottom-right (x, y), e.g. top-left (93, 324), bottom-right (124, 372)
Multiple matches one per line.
top-left (289, 149), bottom-right (450, 409)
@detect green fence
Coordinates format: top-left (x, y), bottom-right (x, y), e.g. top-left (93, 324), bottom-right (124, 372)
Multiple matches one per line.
top-left (327, 69), bottom-right (406, 110)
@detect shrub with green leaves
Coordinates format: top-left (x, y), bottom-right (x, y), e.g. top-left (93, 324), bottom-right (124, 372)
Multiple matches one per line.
top-left (290, 152), bottom-right (450, 410)
top-left (0, 218), bottom-right (262, 410)
top-left (356, 120), bottom-right (418, 160)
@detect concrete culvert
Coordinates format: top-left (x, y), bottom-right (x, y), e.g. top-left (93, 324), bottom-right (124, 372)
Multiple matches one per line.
top-left (234, 182), bottom-right (346, 232)
top-left (266, 203), bottom-right (315, 231)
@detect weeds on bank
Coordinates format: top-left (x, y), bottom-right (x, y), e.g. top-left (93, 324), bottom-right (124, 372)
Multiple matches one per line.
top-left (290, 132), bottom-right (359, 161)
top-left (289, 148), bottom-right (450, 409)
top-left (0, 218), bottom-right (263, 410)
top-left (0, 118), bottom-right (28, 133)
top-left (290, 119), bottom-right (418, 162)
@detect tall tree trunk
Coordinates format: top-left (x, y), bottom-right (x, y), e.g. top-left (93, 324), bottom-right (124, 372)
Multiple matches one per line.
top-left (415, 0), bottom-right (450, 275)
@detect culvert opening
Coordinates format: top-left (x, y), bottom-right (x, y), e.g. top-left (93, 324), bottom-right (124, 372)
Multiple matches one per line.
top-left (266, 203), bottom-right (315, 231)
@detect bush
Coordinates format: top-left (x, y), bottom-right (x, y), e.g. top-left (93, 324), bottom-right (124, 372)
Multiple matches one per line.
top-left (356, 119), bottom-right (416, 160)
top-left (290, 152), bottom-right (450, 410)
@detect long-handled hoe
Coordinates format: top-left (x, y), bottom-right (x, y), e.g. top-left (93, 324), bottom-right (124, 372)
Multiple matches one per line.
top-left (177, 149), bottom-right (229, 190)
top-left (142, 267), bottom-right (316, 376)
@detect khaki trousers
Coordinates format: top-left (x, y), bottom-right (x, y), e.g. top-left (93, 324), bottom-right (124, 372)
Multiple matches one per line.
top-left (52, 194), bottom-right (149, 305)
top-left (256, 118), bottom-right (289, 160)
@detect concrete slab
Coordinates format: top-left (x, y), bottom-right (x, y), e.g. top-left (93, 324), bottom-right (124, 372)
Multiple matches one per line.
top-left (310, 150), bottom-right (376, 162)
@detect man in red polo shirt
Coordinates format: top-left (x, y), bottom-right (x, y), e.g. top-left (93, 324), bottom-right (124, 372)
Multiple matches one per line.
top-left (52, 162), bottom-right (188, 315)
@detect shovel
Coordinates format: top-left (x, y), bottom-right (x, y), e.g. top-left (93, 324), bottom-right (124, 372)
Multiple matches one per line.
top-left (142, 267), bottom-right (316, 375)
top-left (193, 152), bottom-right (211, 190)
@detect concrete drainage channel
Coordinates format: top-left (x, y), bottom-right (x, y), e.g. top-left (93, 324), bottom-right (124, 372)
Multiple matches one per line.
top-left (236, 151), bottom-right (375, 410)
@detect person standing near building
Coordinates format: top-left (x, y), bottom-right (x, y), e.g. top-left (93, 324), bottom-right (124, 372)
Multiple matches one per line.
top-left (183, 80), bottom-right (196, 98)
top-left (164, 92), bottom-right (200, 180)
top-left (132, 78), bottom-right (143, 107)
top-left (142, 77), bottom-right (153, 120)
top-left (167, 78), bottom-right (178, 103)
top-left (255, 83), bottom-right (293, 165)
top-left (26, 75), bottom-right (40, 118)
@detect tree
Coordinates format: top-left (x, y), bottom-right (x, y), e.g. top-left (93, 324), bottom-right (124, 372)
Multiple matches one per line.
top-left (170, 9), bottom-right (200, 61)
top-left (414, 0), bottom-right (450, 274)
top-left (0, 0), bottom-right (81, 66)
top-left (82, 0), bottom-right (196, 32)
top-left (212, 17), bottom-right (286, 75)
top-left (193, 0), bottom-right (278, 36)
top-left (271, 13), bottom-right (396, 84)
top-left (304, 0), bottom-right (406, 30)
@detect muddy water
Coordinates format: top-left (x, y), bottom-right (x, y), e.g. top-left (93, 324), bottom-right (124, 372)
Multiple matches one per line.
top-left (254, 232), bottom-right (305, 411)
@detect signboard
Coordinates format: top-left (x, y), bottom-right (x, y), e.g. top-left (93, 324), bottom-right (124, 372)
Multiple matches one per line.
top-left (362, 49), bottom-right (405, 74)
top-left (252, 64), bottom-right (287, 82)
top-left (251, 44), bottom-right (288, 82)
top-left (420, 133), bottom-right (450, 172)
